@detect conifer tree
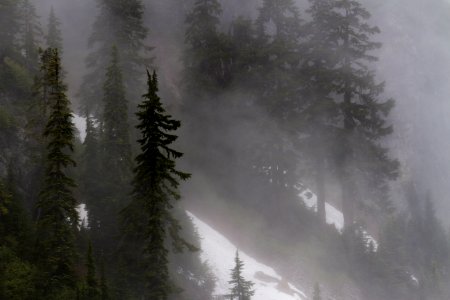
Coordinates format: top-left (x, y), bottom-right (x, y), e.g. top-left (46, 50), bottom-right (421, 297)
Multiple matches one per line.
top-left (0, 0), bottom-right (21, 58)
top-left (334, 0), bottom-right (398, 226)
top-left (80, 115), bottom-right (101, 232)
top-left (22, 47), bottom-right (57, 216)
top-left (99, 259), bottom-right (109, 300)
top-left (255, 0), bottom-right (303, 116)
top-left (247, 0), bottom-right (303, 215)
top-left (18, 0), bottom-right (42, 73)
top-left (184, 0), bottom-right (232, 91)
top-left (84, 241), bottom-right (100, 299)
top-left (46, 7), bottom-right (63, 52)
top-left (229, 250), bottom-right (254, 300)
top-left (298, 0), bottom-right (341, 223)
top-left (228, 16), bottom-right (259, 87)
top-left (35, 48), bottom-right (78, 297)
top-left (79, 0), bottom-right (152, 117)
top-left (101, 46), bottom-right (132, 182)
top-left (88, 46), bottom-right (132, 256)
top-left (313, 282), bottom-right (322, 300)
top-left (121, 70), bottom-right (191, 299)
top-left (305, 0), bottom-right (399, 227)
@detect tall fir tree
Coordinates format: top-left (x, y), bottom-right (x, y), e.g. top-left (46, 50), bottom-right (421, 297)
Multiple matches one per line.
top-left (101, 46), bottom-right (132, 184)
top-left (0, 0), bottom-right (21, 58)
top-left (305, 0), bottom-right (399, 227)
top-left (83, 241), bottom-right (100, 300)
top-left (24, 46), bottom-right (65, 216)
top-left (46, 7), bottom-right (63, 53)
top-left (87, 46), bottom-right (132, 259)
top-left (121, 70), bottom-right (191, 299)
top-left (99, 258), bottom-right (109, 300)
top-left (335, 0), bottom-right (398, 226)
top-left (18, 0), bottom-right (42, 73)
top-left (228, 250), bottom-right (255, 300)
top-left (79, 0), bottom-right (152, 117)
top-left (80, 115), bottom-right (101, 230)
top-left (34, 48), bottom-right (78, 297)
top-left (184, 0), bottom-right (233, 92)
top-left (247, 0), bottom-right (304, 215)
top-left (255, 0), bottom-right (303, 117)
top-left (298, 0), bottom-right (341, 223)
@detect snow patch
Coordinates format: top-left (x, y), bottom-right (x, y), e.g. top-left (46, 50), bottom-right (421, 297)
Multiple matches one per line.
top-left (297, 188), bottom-right (344, 232)
top-left (76, 203), bottom-right (88, 228)
top-left (73, 114), bottom-right (86, 142)
top-left (187, 212), bottom-right (307, 300)
top-left (359, 228), bottom-right (379, 252)
top-left (297, 187), bottom-right (379, 252)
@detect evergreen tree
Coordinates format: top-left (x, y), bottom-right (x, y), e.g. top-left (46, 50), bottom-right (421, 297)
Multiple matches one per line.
top-left (34, 48), bottom-right (78, 297)
top-left (121, 70), bottom-right (191, 299)
top-left (312, 282), bottom-right (322, 300)
top-left (297, 0), bottom-right (341, 224)
top-left (84, 241), bottom-right (100, 299)
top-left (229, 250), bottom-right (254, 300)
top-left (99, 259), bottom-right (109, 300)
top-left (255, 0), bottom-right (303, 117)
top-left (46, 7), bottom-right (63, 52)
top-left (168, 209), bottom-right (216, 300)
top-left (79, 0), bottom-right (152, 117)
top-left (0, 0), bottom-right (21, 58)
top-left (18, 0), bottom-right (42, 73)
top-left (415, 194), bottom-right (449, 297)
top-left (184, 0), bottom-right (232, 91)
top-left (88, 46), bottom-right (132, 258)
top-left (306, 0), bottom-right (399, 227)
top-left (80, 115), bottom-right (101, 231)
top-left (244, 0), bottom-right (303, 218)
top-left (0, 174), bottom-right (32, 254)
top-left (228, 16), bottom-right (259, 88)
top-left (101, 46), bottom-right (132, 183)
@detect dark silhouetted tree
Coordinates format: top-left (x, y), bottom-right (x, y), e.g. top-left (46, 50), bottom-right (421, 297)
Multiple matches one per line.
top-left (35, 48), bottom-right (78, 297)
top-left (121, 70), bottom-right (191, 299)
top-left (83, 241), bottom-right (100, 300)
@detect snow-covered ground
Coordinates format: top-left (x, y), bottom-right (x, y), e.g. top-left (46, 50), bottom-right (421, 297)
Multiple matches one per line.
top-left (298, 188), bottom-right (379, 252)
top-left (73, 114), bottom-right (86, 142)
top-left (298, 188), bottom-right (344, 232)
top-left (187, 212), bottom-right (308, 300)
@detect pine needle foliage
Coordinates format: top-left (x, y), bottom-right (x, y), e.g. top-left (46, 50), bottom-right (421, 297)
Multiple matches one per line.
top-left (122, 70), bottom-right (191, 299)
top-left (229, 250), bottom-right (255, 300)
top-left (35, 48), bottom-right (78, 296)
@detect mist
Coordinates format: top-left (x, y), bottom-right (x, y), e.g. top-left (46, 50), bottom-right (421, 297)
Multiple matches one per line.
top-left (2, 0), bottom-right (450, 299)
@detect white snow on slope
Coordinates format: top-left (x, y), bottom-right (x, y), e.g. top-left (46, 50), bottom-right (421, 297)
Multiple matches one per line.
top-left (73, 114), bottom-right (86, 142)
top-left (297, 188), bottom-right (379, 252)
top-left (187, 212), bottom-right (307, 300)
top-left (298, 189), bottom-right (344, 232)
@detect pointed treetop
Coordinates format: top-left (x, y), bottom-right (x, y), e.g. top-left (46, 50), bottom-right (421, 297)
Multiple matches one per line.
top-left (46, 6), bottom-right (63, 52)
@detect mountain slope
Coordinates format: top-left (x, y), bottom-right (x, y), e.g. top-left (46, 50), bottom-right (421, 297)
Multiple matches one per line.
top-left (187, 212), bottom-right (307, 300)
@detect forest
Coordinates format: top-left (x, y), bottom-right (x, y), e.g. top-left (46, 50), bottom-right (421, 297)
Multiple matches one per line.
top-left (1, 0), bottom-right (450, 299)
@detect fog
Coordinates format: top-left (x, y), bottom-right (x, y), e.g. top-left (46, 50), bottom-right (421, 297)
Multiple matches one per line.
top-left (34, 0), bottom-right (450, 222)
top-left (6, 0), bottom-right (450, 299)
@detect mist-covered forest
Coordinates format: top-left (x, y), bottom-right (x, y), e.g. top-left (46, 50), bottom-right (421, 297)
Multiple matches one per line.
top-left (1, 0), bottom-right (450, 299)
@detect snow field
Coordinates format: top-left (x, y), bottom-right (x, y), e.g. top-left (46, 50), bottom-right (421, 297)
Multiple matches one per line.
top-left (187, 212), bottom-right (307, 300)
